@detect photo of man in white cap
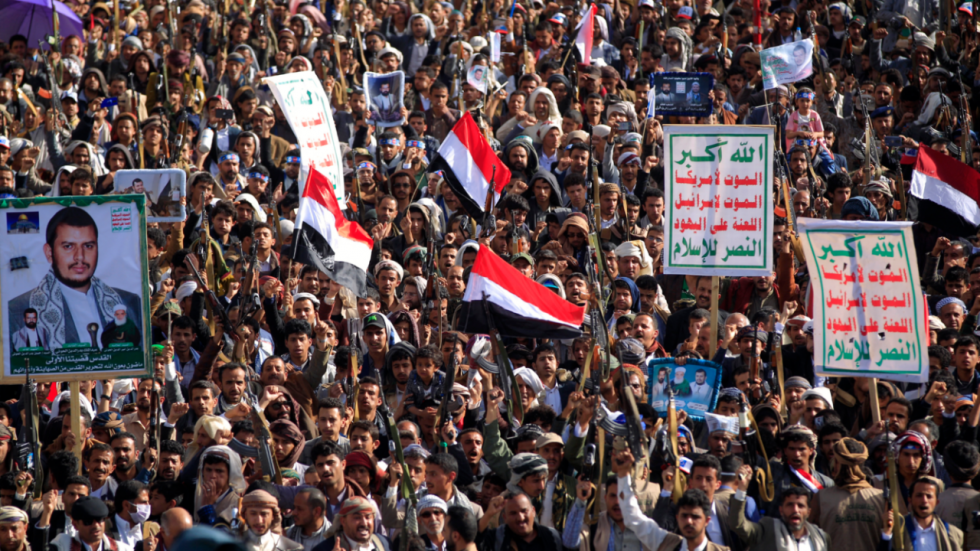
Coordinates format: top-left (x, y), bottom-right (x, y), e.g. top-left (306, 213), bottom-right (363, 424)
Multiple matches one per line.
top-left (672, 367), bottom-right (692, 396)
top-left (100, 303), bottom-right (142, 349)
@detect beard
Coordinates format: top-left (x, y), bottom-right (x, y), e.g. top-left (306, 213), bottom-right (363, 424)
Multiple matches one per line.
top-left (26, 321), bottom-right (37, 329)
top-left (53, 262), bottom-right (93, 289)
top-left (137, 399), bottom-right (151, 412)
top-left (115, 315), bottom-right (128, 326)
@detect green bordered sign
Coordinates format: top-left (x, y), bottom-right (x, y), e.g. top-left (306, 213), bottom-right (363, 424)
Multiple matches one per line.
top-left (799, 218), bottom-right (929, 384)
top-left (0, 195), bottom-right (152, 383)
top-left (663, 125), bottom-right (774, 276)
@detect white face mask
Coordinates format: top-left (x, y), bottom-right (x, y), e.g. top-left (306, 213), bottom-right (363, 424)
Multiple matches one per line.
top-left (130, 503), bottom-right (151, 524)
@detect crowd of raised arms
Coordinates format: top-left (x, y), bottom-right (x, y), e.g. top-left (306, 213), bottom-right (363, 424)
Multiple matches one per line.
top-left (2, 0), bottom-right (980, 550)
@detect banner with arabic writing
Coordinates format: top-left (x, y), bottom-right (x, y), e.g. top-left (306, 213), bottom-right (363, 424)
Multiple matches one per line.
top-left (663, 125), bottom-right (774, 276)
top-left (265, 71), bottom-right (345, 205)
top-left (799, 218), bottom-right (929, 384)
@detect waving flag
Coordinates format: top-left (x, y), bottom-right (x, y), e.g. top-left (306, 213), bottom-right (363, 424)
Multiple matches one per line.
top-left (292, 167), bottom-right (374, 296)
top-left (456, 246), bottom-right (586, 339)
top-left (575, 4), bottom-right (598, 65)
top-left (428, 112), bottom-right (511, 219)
top-left (911, 145), bottom-right (980, 238)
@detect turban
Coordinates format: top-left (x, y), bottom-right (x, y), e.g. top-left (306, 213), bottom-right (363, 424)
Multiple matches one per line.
top-left (780, 425), bottom-right (817, 448)
top-left (8, 138), bottom-right (31, 157)
top-left (167, 49), bottom-right (190, 67)
top-left (840, 197), bottom-right (879, 220)
top-left (802, 387), bottom-right (833, 409)
top-left (507, 453), bottom-right (549, 494)
top-left (175, 280), bottom-right (197, 302)
top-left (891, 430), bottom-right (934, 475)
top-left (235, 193), bottom-right (268, 223)
top-left (268, 419), bottom-right (305, 469)
top-left (416, 495), bottom-right (448, 514)
top-left (736, 326), bottom-right (768, 344)
top-left (339, 496), bottom-right (375, 517)
top-left (344, 451), bottom-right (376, 473)
top-left (293, 292), bottom-right (320, 307)
top-left (374, 260), bottom-right (404, 281)
top-left (784, 376), bottom-right (812, 390)
top-left (616, 338), bottom-right (645, 365)
top-left (944, 441), bottom-right (980, 481)
top-left (833, 437), bottom-right (871, 491)
top-left (122, 36), bottom-right (143, 50)
top-left (617, 152), bottom-right (641, 166)
top-left (936, 296), bottom-right (967, 313)
top-left (94, 411), bottom-right (125, 432)
top-left (0, 507), bottom-right (27, 524)
top-left (513, 367), bottom-right (543, 396)
top-left (242, 489), bottom-right (278, 510)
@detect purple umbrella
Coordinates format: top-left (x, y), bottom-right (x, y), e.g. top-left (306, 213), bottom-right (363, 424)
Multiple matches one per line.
top-left (0, 0), bottom-right (85, 51)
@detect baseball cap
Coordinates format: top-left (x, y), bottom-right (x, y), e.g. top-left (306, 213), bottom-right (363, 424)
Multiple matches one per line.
top-left (535, 432), bottom-right (564, 448)
top-left (549, 13), bottom-right (566, 26)
top-left (511, 252), bottom-right (535, 267)
top-left (60, 90), bottom-right (78, 103)
top-left (0, 136), bottom-right (9, 149)
top-left (363, 313), bottom-right (387, 330)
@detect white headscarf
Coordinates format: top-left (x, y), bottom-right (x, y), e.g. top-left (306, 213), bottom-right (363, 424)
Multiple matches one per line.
top-left (194, 444), bottom-right (246, 515)
top-left (49, 165), bottom-right (77, 196)
top-left (917, 92), bottom-right (953, 126)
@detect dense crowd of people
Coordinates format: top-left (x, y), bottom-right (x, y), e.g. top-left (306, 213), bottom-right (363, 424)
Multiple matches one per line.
top-left (0, 0), bottom-right (979, 550)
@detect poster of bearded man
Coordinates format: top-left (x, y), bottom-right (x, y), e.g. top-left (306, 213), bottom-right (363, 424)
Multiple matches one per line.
top-left (0, 196), bottom-right (151, 382)
top-left (365, 71), bottom-right (406, 127)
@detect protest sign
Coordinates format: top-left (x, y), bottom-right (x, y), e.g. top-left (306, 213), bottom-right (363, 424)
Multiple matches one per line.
top-left (761, 39), bottom-right (813, 90)
top-left (467, 65), bottom-right (489, 93)
top-left (265, 71), bottom-right (345, 203)
top-left (663, 125), bottom-right (774, 276)
top-left (650, 73), bottom-right (714, 117)
top-left (799, 218), bottom-right (929, 384)
top-left (0, 196), bottom-right (151, 383)
top-left (646, 358), bottom-right (721, 420)
top-left (114, 169), bottom-right (186, 223)
top-left (365, 71), bottom-right (406, 128)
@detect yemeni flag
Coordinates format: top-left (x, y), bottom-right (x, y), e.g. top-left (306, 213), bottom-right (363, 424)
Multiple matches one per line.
top-left (910, 145), bottom-right (980, 238)
top-left (575, 4), bottom-right (598, 64)
top-left (429, 112), bottom-right (511, 220)
top-left (456, 246), bottom-right (586, 339)
top-left (292, 167), bottom-right (374, 296)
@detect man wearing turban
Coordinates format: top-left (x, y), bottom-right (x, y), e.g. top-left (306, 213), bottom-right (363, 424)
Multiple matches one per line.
top-left (240, 489), bottom-right (303, 551)
top-left (100, 303), bottom-right (142, 349)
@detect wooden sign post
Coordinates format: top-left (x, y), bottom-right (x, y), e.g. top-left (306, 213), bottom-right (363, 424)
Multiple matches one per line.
top-left (69, 381), bottom-right (83, 473)
top-left (708, 276), bottom-right (720, 358)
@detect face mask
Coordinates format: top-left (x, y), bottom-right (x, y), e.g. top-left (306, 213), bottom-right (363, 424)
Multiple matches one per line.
top-left (130, 503), bottom-right (151, 524)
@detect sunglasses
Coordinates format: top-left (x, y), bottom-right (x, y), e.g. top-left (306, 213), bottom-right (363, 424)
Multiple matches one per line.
top-left (420, 511), bottom-right (444, 518)
top-left (81, 519), bottom-right (105, 527)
